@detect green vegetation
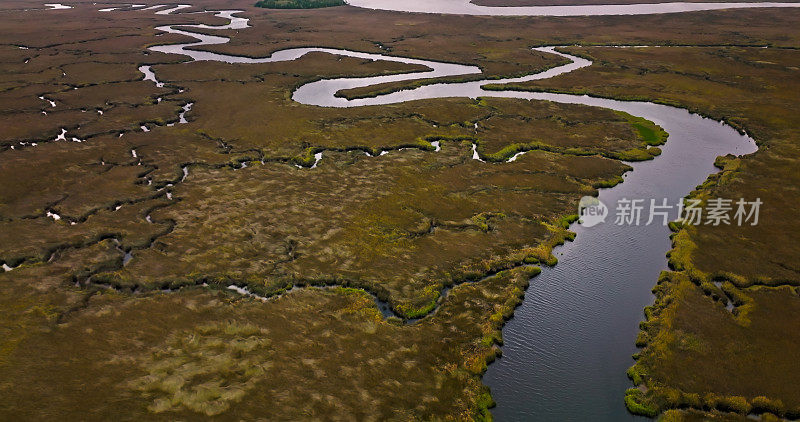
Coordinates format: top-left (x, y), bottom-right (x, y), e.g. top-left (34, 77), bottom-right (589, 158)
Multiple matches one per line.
top-left (255, 0), bottom-right (345, 9)
top-left (625, 388), bottom-right (659, 417)
top-left (334, 57), bottom-right (572, 101)
top-left (592, 175), bottom-right (624, 189)
top-left (1, 264), bottom-right (538, 419)
top-left (615, 111), bottom-right (668, 146)
top-left (627, 271), bottom-right (800, 419)
top-left (489, 45), bottom-right (800, 418)
top-left (0, 8), bottom-right (648, 418)
top-left (2, 3), bottom-right (800, 421)
top-left (130, 321), bottom-right (273, 415)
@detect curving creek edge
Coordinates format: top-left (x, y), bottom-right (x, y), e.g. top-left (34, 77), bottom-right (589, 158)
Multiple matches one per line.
top-left (34, 2), bottom-right (774, 420)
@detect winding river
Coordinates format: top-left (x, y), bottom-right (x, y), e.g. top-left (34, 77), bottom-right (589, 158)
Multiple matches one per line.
top-left (56, 1), bottom-right (776, 419)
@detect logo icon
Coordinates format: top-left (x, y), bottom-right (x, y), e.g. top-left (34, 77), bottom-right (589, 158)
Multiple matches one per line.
top-left (578, 196), bottom-right (607, 227)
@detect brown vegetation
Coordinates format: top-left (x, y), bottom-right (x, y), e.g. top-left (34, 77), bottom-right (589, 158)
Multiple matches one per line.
top-left (496, 45), bottom-right (800, 418)
top-left (1, 1), bottom-right (799, 419)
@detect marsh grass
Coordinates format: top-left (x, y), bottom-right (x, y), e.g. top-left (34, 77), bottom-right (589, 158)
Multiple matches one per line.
top-left (615, 111), bottom-right (668, 146)
top-left (130, 320), bottom-right (273, 416)
top-left (5, 8), bottom-right (800, 421)
top-left (627, 271), bottom-right (800, 418)
top-left (625, 388), bottom-right (659, 417)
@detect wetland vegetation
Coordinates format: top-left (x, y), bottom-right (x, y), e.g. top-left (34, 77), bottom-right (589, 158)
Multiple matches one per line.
top-left (496, 44), bottom-right (800, 420)
top-left (1, 0), bottom-right (799, 420)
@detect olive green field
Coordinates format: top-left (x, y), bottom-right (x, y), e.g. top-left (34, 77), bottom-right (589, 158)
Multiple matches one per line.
top-left (1, 0), bottom-right (799, 420)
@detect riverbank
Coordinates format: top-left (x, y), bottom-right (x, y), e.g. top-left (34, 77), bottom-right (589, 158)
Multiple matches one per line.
top-left (0, 2), bottom-right (796, 420)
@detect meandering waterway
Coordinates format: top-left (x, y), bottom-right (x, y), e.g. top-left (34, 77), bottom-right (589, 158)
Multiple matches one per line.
top-left (56, 3), bottom-right (769, 419)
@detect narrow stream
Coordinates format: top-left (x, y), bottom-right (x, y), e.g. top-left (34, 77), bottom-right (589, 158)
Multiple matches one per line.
top-left (289, 43), bottom-right (756, 421)
top-left (480, 98), bottom-right (755, 421)
top-left (51, 3), bottom-right (765, 420)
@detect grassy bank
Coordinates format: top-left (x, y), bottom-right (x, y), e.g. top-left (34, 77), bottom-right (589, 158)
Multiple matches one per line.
top-left (494, 45), bottom-right (800, 419)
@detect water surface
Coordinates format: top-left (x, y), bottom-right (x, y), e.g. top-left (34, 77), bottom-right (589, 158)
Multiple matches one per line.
top-left (93, 5), bottom-right (761, 420)
top-left (346, 0), bottom-right (800, 15)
